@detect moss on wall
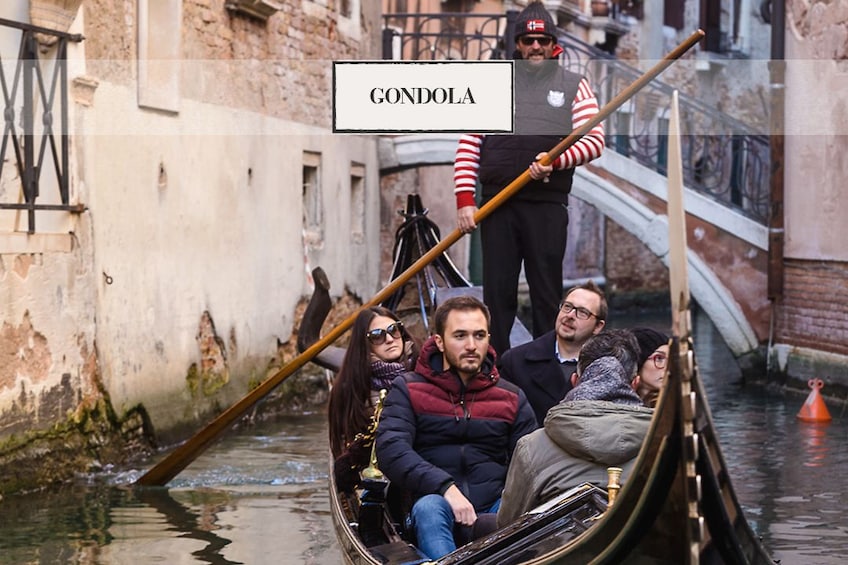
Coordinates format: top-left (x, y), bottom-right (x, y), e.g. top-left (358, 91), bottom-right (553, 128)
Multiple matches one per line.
top-left (0, 399), bottom-right (154, 496)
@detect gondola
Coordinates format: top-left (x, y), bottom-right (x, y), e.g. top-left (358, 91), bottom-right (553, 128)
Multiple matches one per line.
top-left (134, 29), bottom-right (770, 563)
top-left (299, 192), bottom-right (775, 564)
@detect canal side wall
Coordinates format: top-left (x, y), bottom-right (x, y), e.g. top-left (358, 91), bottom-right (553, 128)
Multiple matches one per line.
top-left (774, 10), bottom-right (848, 399)
top-left (0, 0), bottom-right (383, 493)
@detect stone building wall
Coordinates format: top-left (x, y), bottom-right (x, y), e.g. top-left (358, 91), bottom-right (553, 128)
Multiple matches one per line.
top-left (773, 0), bottom-right (848, 390)
top-left (0, 0), bottom-right (384, 494)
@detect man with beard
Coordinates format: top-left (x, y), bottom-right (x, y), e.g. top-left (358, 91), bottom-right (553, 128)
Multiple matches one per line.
top-left (375, 295), bottom-right (537, 560)
top-left (453, 0), bottom-right (605, 357)
top-left (499, 280), bottom-right (607, 426)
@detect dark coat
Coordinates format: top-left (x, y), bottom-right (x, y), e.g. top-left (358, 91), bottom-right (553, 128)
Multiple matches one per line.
top-left (498, 331), bottom-right (576, 426)
top-left (375, 336), bottom-right (537, 513)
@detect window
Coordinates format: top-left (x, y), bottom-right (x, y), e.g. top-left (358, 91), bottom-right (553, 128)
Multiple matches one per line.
top-left (350, 163), bottom-right (365, 244)
top-left (302, 152), bottom-right (323, 244)
top-left (337, 0), bottom-right (360, 39)
top-left (138, 0), bottom-right (181, 112)
top-left (0, 17), bottom-right (81, 244)
top-left (699, 0), bottom-right (748, 54)
top-left (664, 0), bottom-right (685, 30)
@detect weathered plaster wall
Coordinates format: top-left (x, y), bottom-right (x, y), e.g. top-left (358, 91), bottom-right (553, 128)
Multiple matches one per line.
top-left (0, 237), bottom-right (99, 438)
top-left (771, 0), bottom-right (848, 389)
top-left (76, 0), bottom-right (383, 438)
top-left (784, 0), bottom-right (848, 261)
top-left (0, 0), bottom-right (384, 491)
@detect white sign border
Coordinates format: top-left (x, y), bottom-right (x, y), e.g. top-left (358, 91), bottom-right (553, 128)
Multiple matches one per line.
top-left (332, 60), bottom-right (514, 134)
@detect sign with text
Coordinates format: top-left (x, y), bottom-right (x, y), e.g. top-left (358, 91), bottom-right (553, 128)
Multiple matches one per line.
top-left (333, 61), bottom-right (513, 133)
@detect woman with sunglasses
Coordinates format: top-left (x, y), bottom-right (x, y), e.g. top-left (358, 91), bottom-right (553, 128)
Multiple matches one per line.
top-left (328, 307), bottom-right (418, 490)
top-left (632, 327), bottom-right (670, 408)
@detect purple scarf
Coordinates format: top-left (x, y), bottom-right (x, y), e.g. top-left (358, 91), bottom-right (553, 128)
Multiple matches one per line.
top-left (370, 360), bottom-right (407, 391)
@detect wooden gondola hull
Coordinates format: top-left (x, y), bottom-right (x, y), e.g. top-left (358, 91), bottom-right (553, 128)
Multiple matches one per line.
top-left (305, 186), bottom-right (773, 563)
top-left (306, 289), bottom-right (773, 564)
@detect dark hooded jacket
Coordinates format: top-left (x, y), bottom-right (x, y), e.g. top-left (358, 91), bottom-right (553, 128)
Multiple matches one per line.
top-left (375, 336), bottom-right (537, 513)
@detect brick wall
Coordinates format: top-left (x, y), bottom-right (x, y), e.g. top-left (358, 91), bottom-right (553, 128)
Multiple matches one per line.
top-left (605, 220), bottom-right (668, 297)
top-left (84, 0), bottom-right (377, 127)
top-left (779, 260), bottom-right (848, 357)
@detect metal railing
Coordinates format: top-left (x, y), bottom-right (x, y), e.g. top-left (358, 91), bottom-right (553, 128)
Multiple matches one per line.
top-left (0, 18), bottom-right (84, 234)
top-left (382, 12), bottom-right (770, 225)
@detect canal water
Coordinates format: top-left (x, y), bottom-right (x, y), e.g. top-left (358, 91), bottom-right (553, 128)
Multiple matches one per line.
top-left (1, 308), bottom-right (846, 564)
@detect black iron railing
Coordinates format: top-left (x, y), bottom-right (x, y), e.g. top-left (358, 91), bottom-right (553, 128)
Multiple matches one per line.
top-left (382, 12), bottom-right (770, 225)
top-left (0, 18), bottom-right (84, 234)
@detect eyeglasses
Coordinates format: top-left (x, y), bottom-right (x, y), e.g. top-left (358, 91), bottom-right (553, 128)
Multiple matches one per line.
top-left (518, 36), bottom-right (554, 47)
top-left (646, 353), bottom-right (668, 370)
top-left (366, 322), bottom-right (404, 345)
top-left (559, 301), bottom-right (598, 321)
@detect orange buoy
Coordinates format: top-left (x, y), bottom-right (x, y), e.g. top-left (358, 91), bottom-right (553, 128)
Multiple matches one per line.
top-left (796, 378), bottom-right (832, 423)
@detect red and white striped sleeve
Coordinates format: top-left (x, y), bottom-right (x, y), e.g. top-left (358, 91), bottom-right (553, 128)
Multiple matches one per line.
top-left (454, 134), bottom-right (483, 209)
top-left (554, 78), bottom-right (605, 170)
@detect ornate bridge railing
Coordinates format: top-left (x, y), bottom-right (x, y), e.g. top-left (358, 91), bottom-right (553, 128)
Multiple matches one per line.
top-left (0, 18), bottom-right (84, 234)
top-left (382, 12), bottom-right (770, 225)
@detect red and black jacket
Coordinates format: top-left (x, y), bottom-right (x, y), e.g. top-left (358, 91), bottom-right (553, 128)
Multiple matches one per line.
top-left (375, 336), bottom-right (537, 513)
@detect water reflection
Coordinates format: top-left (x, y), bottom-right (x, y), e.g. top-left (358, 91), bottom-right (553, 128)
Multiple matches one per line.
top-left (133, 488), bottom-right (240, 565)
top-left (688, 306), bottom-right (848, 565)
top-left (0, 415), bottom-right (342, 565)
top-left (798, 423), bottom-right (830, 468)
top-left (0, 310), bottom-right (846, 564)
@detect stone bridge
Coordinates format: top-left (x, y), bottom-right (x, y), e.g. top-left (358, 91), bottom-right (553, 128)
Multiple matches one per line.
top-left (379, 135), bottom-right (770, 361)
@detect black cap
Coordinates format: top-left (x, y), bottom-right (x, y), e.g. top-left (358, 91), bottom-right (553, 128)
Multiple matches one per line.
top-left (632, 327), bottom-right (670, 369)
top-left (514, 1), bottom-right (557, 39)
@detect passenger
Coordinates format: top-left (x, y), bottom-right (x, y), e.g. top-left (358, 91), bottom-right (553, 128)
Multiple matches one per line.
top-left (375, 295), bottom-right (537, 560)
top-left (497, 329), bottom-right (653, 526)
top-left (632, 327), bottom-right (670, 408)
top-left (499, 280), bottom-right (607, 426)
top-left (328, 307), bottom-right (417, 492)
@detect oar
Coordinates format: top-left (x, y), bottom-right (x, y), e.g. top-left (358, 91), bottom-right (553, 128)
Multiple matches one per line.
top-left (136, 29), bottom-right (705, 487)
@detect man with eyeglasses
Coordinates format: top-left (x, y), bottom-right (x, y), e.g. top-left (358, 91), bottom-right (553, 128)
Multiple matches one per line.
top-left (376, 295), bottom-right (536, 560)
top-left (454, 0), bottom-right (605, 357)
top-left (499, 280), bottom-right (607, 426)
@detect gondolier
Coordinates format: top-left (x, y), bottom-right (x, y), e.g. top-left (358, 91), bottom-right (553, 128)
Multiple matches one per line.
top-left (453, 0), bottom-right (605, 356)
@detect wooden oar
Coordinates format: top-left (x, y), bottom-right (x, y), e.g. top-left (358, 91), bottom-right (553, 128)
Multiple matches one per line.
top-left (136, 29), bottom-right (705, 487)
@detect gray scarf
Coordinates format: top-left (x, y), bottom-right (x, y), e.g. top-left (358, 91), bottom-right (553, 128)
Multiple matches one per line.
top-left (562, 356), bottom-right (642, 405)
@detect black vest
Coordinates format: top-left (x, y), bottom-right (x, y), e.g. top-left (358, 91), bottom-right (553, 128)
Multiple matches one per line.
top-left (478, 61), bottom-right (584, 204)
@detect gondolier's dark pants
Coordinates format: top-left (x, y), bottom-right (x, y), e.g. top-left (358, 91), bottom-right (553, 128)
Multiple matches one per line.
top-left (481, 199), bottom-right (569, 356)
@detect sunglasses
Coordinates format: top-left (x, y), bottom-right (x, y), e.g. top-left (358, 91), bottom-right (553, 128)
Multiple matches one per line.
top-left (518, 36), bottom-right (554, 47)
top-left (366, 321), bottom-right (404, 345)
